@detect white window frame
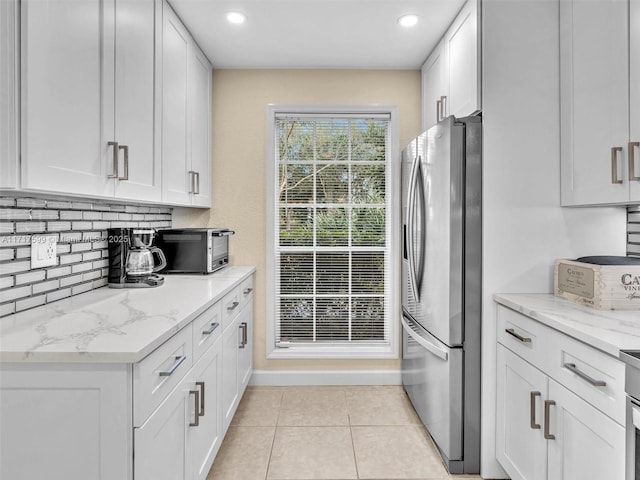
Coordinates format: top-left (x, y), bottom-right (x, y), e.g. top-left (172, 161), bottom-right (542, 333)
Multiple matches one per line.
top-left (265, 104), bottom-right (400, 359)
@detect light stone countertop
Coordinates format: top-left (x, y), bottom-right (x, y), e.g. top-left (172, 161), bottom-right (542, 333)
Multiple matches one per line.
top-left (494, 293), bottom-right (640, 357)
top-left (0, 266), bottom-right (255, 363)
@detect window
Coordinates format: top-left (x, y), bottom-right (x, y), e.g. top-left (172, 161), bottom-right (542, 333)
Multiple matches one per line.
top-left (266, 106), bottom-right (398, 358)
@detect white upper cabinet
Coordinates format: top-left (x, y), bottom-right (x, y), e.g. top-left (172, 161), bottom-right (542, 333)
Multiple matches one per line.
top-left (421, 0), bottom-right (481, 131)
top-left (162, 1), bottom-right (212, 207)
top-left (560, 0), bottom-right (639, 206)
top-left (21, 0), bottom-right (116, 198)
top-left (444, 0), bottom-right (480, 119)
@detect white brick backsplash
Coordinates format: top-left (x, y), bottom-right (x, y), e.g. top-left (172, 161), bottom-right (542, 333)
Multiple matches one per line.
top-left (47, 221), bottom-right (72, 232)
top-left (83, 270), bottom-right (101, 282)
top-left (0, 195), bottom-right (172, 317)
top-left (0, 209), bottom-right (31, 220)
top-left (0, 260), bottom-right (31, 275)
top-left (60, 274), bottom-right (83, 287)
top-left (47, 288), bottom-right (71, 303)
top-left (0, 249), bottom-right (15, 261)
top-left (46, 266), bottom-right (72, 278)
top-left (82, 251), bottom-right (102, 261)
top-left (1, 285), bottom-right (31, 302)
top-left (71, 263), bottom-right (93, 274)
top-left (0, 302), bottom-right (15, 316)
top-left (83, 211), bottom-right (102, 220)
top-left (32, 279), bottom-right (60, 294)
top-left (60, 253), bottom-right (83, 265)
top-left (16, 222), bottom-right (46, 233)
top-left (16, 294), bottom-right (46, 312)
top-left (60, 210), bottom-right (83, 220)
top-left (15, 271), bottom-right (46, 285)
top-left (72, 221), bottom-right (92, 230)
top-left (16, 198), bottom-right (46, 208)
top-left (31, 210), bottom-right (59, 220)
top-left (72, 282), bottom-right (93, 296)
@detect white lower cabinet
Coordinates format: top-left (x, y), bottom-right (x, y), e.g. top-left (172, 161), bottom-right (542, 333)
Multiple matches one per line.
top-left (496, 305), bottom-right (625, 480)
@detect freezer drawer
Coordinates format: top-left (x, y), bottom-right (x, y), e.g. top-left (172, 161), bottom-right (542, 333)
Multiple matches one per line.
top-left (401, 313), bottom-right (463, 462)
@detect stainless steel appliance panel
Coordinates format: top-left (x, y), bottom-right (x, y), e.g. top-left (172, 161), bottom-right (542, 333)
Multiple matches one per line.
top-left (402, 312), bottom-right (463, 462)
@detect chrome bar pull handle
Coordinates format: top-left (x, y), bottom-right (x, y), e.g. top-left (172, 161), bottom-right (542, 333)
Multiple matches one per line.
top-left (239, 322), bottom-right (247, 348)
top-left (440, 95), bottom-right (447, 118)
top-left (118, 145), bottom-right (129, 180)
top-left (630, 142), bottom-right (640, 181)
top-left (196, 381), bottom-right (205, 416)
top-left (158, 355), bottom-right (186, 377)
top-left (505, 328), bottom-right (532, 343)
top-left (530, 391), bottom-right (541, 429)
top-left (107, 141), bottom-right (119, 178)
top-left (544, 400), bottom-right (556, 440)
top-left (563, 362), bottom-right (606, 387)
top-left (202, 322), bottom-right (219, 335)
top-left (227, 301), bottom-right (240, 311)
top-left (243, 287), bottom-right (253, 295)
top-left (194, 171), bottom-right (200, 194)
top-left (189, 390), bottom-right (200, 426)
top-left (436, 99), bottom-right (442, 122)
top-left (188, 170), bottom-right (196, 194)
top-left (611, 147), bottom-right (623, 184)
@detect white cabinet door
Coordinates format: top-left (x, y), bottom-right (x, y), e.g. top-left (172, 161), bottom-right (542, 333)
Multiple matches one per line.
top-left (134, 376), bottom-right (192, 480)
top-left (421, 40), bottom-right (447, 131)
top-left (547, 379), bottom-right (625, 480)
top-left (189, 338), bottom-right (223, 480)
top-left (496, 344), bottom-right (549, 480)
top-left (631, 0), bottom-right (640, 201)
top-left (444, 0), bottom-right (480, 119)
top-left (189, 44), bottom-right (212, 207)
top-left (560, 0), bottom-right (630, 205)
top-left (113, 0), bottom-right (161, 202)
top-left (237, 303), bottom-right (253, 393)
top-left (222, 314), bottom-right (240, 431)
top-left (162, 2), bottom-right (191, 205)
top-left (21, 0), bottom-right (115, 197)
top-left (0, 364), bottom-right (131, 480)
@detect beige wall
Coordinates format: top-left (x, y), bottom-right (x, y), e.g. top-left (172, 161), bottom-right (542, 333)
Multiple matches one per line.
top-left (173, 69), bottom-right (421, 371)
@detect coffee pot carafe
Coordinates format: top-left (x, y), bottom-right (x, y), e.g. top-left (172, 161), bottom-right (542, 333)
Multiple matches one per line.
top-left (107, 228), bottom-right (166, 288)
top-left (125, 247), bottom-right (167, 276)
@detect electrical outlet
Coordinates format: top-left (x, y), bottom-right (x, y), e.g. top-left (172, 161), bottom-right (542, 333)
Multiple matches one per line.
top-left (31, 235), bottom-right (58, 268)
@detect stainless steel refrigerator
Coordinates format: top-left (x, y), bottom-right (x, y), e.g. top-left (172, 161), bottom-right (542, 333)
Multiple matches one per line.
top-left (401, 115), bottom-right (481, 474)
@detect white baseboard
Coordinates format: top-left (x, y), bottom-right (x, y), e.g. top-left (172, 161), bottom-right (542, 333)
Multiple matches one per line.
top-left (249, 369), bottom-right (402, 386)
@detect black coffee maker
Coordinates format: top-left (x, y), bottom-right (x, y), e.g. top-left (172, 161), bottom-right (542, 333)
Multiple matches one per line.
top-left (107, 228), bottom-right (167, 288)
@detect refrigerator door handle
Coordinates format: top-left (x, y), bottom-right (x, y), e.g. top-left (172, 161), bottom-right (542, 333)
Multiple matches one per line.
top-left (406, 155), bottom-right (420, 302)
top-left (414, 158), bottom-right (426, 294)
top-left (402, 314), bottom-right (448, 361)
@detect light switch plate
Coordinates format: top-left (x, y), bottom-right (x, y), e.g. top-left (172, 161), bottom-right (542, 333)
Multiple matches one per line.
top-left (31, 235), bottom-right (57, 268)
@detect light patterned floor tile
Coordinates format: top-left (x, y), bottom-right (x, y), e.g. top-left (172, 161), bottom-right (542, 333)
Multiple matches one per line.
top-left (346, 387), bottom-right (421, 425)
top-left (231, 389), bottom-right (283, 426)
top-left (209, 426), bottom-right (275, 480)
top-left (278, 387), bottom-right (349, 426)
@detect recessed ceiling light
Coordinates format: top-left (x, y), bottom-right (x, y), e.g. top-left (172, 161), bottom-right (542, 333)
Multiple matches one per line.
top-left (397, 14), bottom-right (419, 28)
top-left (226, 11), bottom-right (247, 25)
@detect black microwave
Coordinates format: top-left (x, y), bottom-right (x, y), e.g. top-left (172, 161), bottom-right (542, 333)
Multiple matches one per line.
top-left (155, 228), bottom-right (234, 274)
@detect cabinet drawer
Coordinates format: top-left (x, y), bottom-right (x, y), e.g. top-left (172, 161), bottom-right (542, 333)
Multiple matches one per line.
top-left (221, 287), bottom-right (241, 330)
top-left (192, 301), bottom-right (222, 362)
top-left (133, 325), bottom-right (192, 426)
top-left (497, 306), bottom-right (551, 369)
top-left (550, 333), bottom-right (625, 425)
top-left (239, 276), bottom-right (254, 309)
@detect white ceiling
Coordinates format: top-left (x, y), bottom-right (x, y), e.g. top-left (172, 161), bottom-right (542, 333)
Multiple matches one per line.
top-left (168, 0), bottom-right (466, 69)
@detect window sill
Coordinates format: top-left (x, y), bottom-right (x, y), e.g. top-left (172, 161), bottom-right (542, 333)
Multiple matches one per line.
top-left (267, 344), bottom-right (397, 360)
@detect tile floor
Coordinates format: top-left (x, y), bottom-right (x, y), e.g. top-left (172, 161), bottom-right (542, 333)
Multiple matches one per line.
top-left (208, 385), bottom-right (483, 480)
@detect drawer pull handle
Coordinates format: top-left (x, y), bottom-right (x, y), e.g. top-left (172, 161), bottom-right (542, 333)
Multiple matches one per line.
top-left (239, 322), bottom-right (247, 348)
top-left (611, 147), bottom-right (623, 184)
top-left (505, 328), bottom-right (532, 343)
top-left (563, 363), bottom-right (606, 387)
top-left (196, 381), bottom-right (205, 416)
top-left (158, 355), bottom-right (186, 377)
top-left (189, 390), bottom-right (200, 427)
top-left (530, 391), bottom-right (541, 429)
top-left (227, 301), bottom-right (240, 311)
top-left (243, 287), bottom-right (253, 295)
top-left (202, 322), bottom-right (219, 335)
top-left (544, 400), bottom-right (555, 440)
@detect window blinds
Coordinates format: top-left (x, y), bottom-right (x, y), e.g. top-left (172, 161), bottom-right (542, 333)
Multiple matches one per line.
top-left (274, 114), bottom-right (391, 347)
